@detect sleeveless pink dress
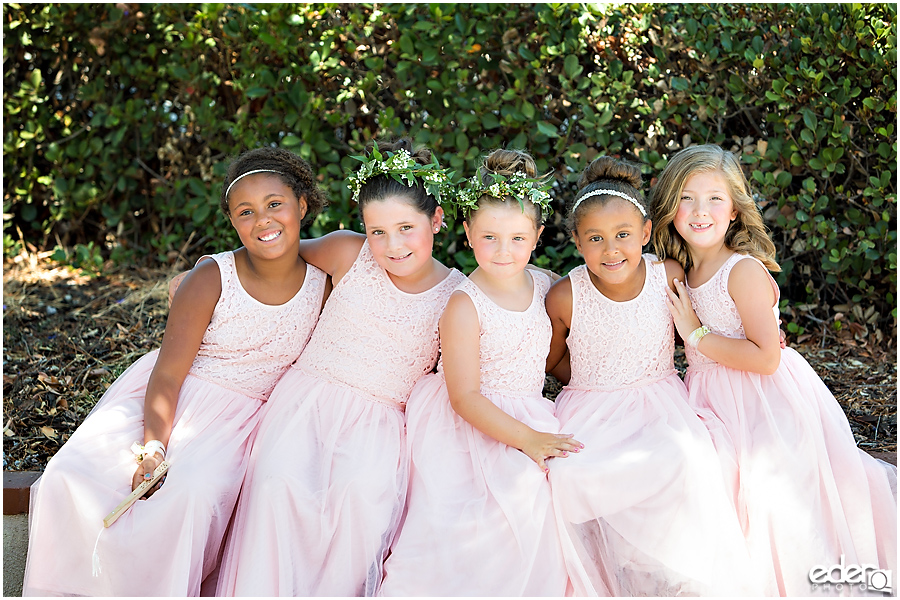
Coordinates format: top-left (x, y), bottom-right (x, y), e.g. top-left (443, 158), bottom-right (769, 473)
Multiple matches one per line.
top-left (22, 251), bottom-right (326, 596)
top-left (549, 258), bottom-right (759, 596)
top-left (216, 241), bottom-right (464, 597)
top-left (684, 252), bottom-right (897, 596)
top-left (380, 271), bottom-right (571, 597)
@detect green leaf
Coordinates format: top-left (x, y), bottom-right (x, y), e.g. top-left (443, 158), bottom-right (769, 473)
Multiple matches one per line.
top-left (521, 102), bottom-right (536, 120)
top-left (563, 54), bottom-right (582, 79)
top-left (422, 47), bottom-right (438, 64)
top-left (245, 87), bottom-right (269, 99)
top-left (536, 121), bottom-right (559, 137)
top-left (482, 113), bottom-right (500, 129)
top-left (671, 77), bottom-right (690, 91)
top-left (400, 35), bottom-right (414, 56)
top-left (802, 110), bottom-right (817, 131)
top-left (776, 171), bottom-right (792, 188)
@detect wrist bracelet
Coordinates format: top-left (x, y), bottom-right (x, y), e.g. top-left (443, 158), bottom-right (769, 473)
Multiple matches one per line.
top-left (686, 325), bottom-right (711, 349)
top-left (132, 440), bottom-right (166, 464)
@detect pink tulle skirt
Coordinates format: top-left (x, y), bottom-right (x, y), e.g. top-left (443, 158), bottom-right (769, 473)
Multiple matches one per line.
top-left (550, 372), bottom-right (760, 596)
top-left (216, 367), bottom-right (407, 597)
top-left (22, 350), bottom-right (266, 597)
top-left (685, 347), bottom-right (897, 596)
top-left (380, 373), bottom-right (571, 597)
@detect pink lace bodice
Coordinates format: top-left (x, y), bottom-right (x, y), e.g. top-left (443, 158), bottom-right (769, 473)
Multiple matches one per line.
top-left (294, 241), bottom-right (464, 408)
top-left (188, 251), bottom-right (327, 401)
top-left (566, 256), bottom-right (677, 391)
top-left (685, 252), bottom-right (781, 371)
top-left (439, 271), bottom-right (552, 396)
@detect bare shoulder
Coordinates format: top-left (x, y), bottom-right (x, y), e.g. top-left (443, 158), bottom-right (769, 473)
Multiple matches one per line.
top-left (546, 275), bottom-right (572, 307)
top-left (662, 258), bottom-right (685, 291)
top-left (728, 256), bottom-right (776, 304)
top-left (443, 289), bottom-right (478, 321)
top-left (440, 289), bottom-right (480, 346)
top-left (545, 274), bottom-right (573, 325)
top-left (167, 258), bottom-right (222, 329)
top-left (173, 258), bottom-right (222, 304)
top-left (728, 255), bottom-right (772, 287)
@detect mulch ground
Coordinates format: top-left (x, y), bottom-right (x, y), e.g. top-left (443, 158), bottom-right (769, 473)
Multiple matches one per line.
top-left (3, 251), bottom-right (897, 471)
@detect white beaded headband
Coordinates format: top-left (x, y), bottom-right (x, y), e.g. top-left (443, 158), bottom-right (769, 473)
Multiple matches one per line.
top-left (224, 169), bottom-right (285, 198)
top-left (572, 188), bottom-right (647, 217)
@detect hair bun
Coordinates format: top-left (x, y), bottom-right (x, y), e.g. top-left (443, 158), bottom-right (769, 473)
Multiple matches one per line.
top-left (482, 149), bottom-right (538, 180)
top-left (371, 137), bottom-right (433, 167)
top-left (577, 156), bottom-right (642, 190)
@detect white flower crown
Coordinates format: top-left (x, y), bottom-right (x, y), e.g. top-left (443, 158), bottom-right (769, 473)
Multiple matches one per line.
top-left (347, 145), bottom-right (455, 205)
top-left (451, 171), bottom-right (554, 219)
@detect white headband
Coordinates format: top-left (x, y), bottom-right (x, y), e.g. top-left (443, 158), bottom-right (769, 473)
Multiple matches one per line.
top-left (572, 188), bottom-right (647, 217)
top-left (224, 169), bottom-right (285, 198)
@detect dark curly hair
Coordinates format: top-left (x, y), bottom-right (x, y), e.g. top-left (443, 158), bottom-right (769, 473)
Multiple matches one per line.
top-left (567, 156), bottom-right (647, 232)
top-left (356, 137), bottom-right (441, 218)
top-left (220, 147), bottom-right (328, 221)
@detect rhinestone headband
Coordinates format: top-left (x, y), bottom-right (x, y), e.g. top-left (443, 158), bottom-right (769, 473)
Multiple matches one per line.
top-left (224, 169), bottom-right (285, 198)
top-left (571, 188), bottom-right (647, 217)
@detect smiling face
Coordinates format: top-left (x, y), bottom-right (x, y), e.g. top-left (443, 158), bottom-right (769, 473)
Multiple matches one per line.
top-left (228, 173), bottom-right (306, 260)
top-left (464, 201), bottom-right (543, 281)
top-left (361, 195), bottom-right (443, 279)
top-left (673, 170), bottom-right (738, 256)
top-left (573, 197), bottom-right (651, 296)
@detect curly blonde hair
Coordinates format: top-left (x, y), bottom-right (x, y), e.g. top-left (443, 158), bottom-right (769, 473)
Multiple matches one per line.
top-left (649, 144), bottom-right (780, 272)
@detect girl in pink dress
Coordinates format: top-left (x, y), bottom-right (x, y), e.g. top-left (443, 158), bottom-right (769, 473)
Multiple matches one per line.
top-left (21, 148), bottom-right (328, 596)
top-left (379, 150), bottom-right (580, 596)
top-left (544, 156), bottom-right (758, 596)
top-left (215, 139), bottom-right (465, 597)
top-left (652, 144), bottom-right (897, 596)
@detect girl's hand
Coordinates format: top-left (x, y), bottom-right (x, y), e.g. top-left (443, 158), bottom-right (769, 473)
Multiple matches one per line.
top-left (131, 454), bottom-right (166, 498)
top-left (665, 279), bottom-right (703, 343)
top-left (521, 431), bottom-right (583, 473)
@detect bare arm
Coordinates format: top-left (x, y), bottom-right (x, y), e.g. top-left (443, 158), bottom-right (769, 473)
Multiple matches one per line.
top-left (666, 258), bottom-right (781, 375)
top-left (440, 291), bottom-right (581, 472)
top-left (297, 230), bottom-right (365, 284)
top-left (136, 260), bottom-right (221, 491)
top-left (663, 259), bottom-right (686, 294)
top-left (544, 276), bottom-right (572, 380)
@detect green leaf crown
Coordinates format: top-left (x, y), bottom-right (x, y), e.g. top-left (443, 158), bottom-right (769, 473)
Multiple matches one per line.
top-left (452, 171), bottom-right (554, 219)
top-left (347, 144), bottom-right (455, 205)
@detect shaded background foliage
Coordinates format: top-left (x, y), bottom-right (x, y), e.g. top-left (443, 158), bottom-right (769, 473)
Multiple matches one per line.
top-left (4, 3), bottom-right (896, 343)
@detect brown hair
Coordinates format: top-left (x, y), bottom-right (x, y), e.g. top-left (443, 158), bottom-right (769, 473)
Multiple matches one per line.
top-left (649, 144), bottom-right (780, 272)
top-left (220, 147), bottom-right (327, 220)
top-left (467, 149), bottom-right (545, 228)
top-left (567, 155), bottom-right (647, 232)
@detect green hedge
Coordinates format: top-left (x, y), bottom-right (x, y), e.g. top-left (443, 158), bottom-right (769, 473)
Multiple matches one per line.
top-left (4, 3), bottom-right (896, 335)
